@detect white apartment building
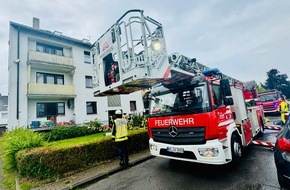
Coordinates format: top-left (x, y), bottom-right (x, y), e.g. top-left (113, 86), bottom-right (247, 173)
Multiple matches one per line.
top-left (8, 18), bottom-right (144, 129)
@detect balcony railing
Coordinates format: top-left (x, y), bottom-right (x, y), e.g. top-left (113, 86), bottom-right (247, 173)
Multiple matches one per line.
top-left (27, 83), bottom-right (76, 99)
top-left (28, 51), bottom-right (75, 73)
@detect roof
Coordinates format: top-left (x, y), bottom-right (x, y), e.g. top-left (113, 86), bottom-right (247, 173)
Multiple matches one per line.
top-left (0, 95), bottom-right (8, 112)
top-left (10, 21), bottom-right (92, 48)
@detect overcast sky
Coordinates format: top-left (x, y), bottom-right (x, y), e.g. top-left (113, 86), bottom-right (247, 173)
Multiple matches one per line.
top-left (0, 0), bottom-right (290, 95)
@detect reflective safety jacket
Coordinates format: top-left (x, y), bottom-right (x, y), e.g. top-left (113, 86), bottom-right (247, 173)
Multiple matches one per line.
top-left (111, 118), bottom-right (128, 142)
top-left (280, 101), bottom-right (288, 113)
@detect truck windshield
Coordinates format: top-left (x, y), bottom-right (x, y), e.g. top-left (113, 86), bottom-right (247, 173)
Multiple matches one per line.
top-left (258, 93), bottom-right (279, 102)
top-left (149, 82), bottom-right (210, 115)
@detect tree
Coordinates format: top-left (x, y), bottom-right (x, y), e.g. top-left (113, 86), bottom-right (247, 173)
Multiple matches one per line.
top-left (263, 69), bottom-right (290, 98)
top-left (256, 83), bottom-right (266, 93)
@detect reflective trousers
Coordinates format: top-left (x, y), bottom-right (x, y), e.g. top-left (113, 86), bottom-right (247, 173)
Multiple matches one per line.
top-left (281, 112), bottom-right (288, 125)
top-left (117, 140), bottom-right (129, 164)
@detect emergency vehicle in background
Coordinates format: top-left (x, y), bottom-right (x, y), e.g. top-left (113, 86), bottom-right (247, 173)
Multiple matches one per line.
top-left (91, 9), bottom-right (265, 165)
top-left (243, 80), bottom-right (259, 104)
top-left (256, 90), bottom-right (283, 114)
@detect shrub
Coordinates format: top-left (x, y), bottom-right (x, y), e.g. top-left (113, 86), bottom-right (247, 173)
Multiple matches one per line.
top-left (0, 128), bottom-right (44, 189)
top-left (131, 113), bottom-right (147, 128)
top-left (83, 118), bottom-right (103, 132)
top-left (41, 125), bottom-right (101, 142)
top-left (0, 128), bottom-right (44, 173)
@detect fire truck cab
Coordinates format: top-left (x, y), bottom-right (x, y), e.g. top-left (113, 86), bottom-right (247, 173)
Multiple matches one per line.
top-left (256, 90), bottom-right (282, 114)
top-left (146, 61), bottom-right (263, 165)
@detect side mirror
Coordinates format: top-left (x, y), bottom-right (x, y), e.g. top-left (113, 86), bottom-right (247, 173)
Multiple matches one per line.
top-left (224, 97), bottom-right (234, 106)
top-left (142, 92), bottom-right (151, 110)
top-left (220, 79), bottom-right (232, 96)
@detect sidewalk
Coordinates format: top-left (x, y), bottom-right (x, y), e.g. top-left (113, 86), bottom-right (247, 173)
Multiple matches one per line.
top-left (30, 150), bottom-right (153, 190)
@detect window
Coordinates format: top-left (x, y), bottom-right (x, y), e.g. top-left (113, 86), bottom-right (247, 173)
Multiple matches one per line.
top-left (85, 76), bottom-right (93, 88)
top-left (212, 84), bottom-right (224, 108)
top-left (86, 102), bottom-right (97, 114)
top-left (37, 102), bottom-right (65, 118)
top-left (46, 74), bottom-right (55, 84)
top-left (130, 101), bottom-right (137, 111)
top-left (36, 42), bottom-right (63, 56)
top-left (84, 51), bottom-right (91, 63)
top-left (36, 72), bottom-right (64, 85)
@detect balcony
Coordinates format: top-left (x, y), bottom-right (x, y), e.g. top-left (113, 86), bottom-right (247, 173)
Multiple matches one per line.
top-left (27, 51), bottom-right (75, 73)
top-left (27, 83), bottom-right (76, 100)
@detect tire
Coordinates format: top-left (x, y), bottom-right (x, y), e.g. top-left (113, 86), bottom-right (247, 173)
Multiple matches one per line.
top-left (230, 132), bottom-right (242, 165)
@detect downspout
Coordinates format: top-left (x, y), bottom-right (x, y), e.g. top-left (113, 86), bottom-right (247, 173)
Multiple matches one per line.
top-left (16, 27), bottom-right (20, 120)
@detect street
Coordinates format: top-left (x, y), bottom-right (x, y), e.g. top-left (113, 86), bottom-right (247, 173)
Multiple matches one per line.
top-left (83, 116), bottom-right (282, 190)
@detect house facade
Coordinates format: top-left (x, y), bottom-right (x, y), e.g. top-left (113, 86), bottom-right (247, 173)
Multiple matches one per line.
top-left (0, 94), bottom-right (8, 135)
top-left (8, 18), bottom-right (144, 129)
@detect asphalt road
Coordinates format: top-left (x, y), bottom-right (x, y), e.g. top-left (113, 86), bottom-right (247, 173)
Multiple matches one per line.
top-left (83, 117), bottom-right (283, 190)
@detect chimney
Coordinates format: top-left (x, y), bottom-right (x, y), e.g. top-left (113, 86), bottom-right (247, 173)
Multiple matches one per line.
top-left (33, 17), bottom-right (40, 29)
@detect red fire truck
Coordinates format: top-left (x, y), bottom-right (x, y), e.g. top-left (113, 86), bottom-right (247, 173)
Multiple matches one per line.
top-left (256, 90), bottom-right (282, 114)
top-left (92, 10), bottom-right (265, 165)
top-left (243, 80), bottom-right (259, 103)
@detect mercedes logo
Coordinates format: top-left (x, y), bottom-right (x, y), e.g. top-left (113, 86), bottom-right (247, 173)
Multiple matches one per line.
top-left (169, 126), bottom-right (178, 137)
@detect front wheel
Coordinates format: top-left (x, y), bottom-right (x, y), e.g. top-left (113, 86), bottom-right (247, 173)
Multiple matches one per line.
top-left (230, 132), bottom-right (242, 165)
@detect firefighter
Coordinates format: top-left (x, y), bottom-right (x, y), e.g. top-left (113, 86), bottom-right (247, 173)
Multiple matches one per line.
top-left (141, 114), bottom-right (147, 128)
top-left (279, 95), bottom-right (289, 125)
top-left (126, 112), bottom-right (133, 129)
top-left (111, 110), bottom-right (129, 166)
top-left (109, 115), bottom-right (115, 129)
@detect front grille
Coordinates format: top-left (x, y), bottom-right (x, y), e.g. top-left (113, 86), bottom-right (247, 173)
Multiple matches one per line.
top-left (152, 127), bottom-right (205, 145)
top-left (263, 104), bottom-right (275, 110)
top-left (160, 148), bottom-right (196, 159)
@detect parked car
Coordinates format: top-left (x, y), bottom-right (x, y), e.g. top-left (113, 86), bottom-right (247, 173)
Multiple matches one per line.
top-left (274, 121), bottom-right (290, 188)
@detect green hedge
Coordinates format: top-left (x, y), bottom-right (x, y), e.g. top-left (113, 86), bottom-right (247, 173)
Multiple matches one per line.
top-left (16, 130), bottom-right (149, 180)
top-left (41, 125), bottom-right (102, 142)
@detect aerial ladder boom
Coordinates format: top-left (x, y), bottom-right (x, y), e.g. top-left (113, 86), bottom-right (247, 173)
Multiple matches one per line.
top-left (167, 53), bottom-right (241, 84)
top-left (91, 9), bottom-right (241, 96)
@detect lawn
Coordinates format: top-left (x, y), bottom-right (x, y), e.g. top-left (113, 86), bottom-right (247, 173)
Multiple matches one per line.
top-left (44, 129), bottom-right (147, 148)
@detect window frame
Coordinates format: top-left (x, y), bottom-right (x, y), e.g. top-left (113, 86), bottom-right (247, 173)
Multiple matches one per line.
top-left (130, 101), bottom-right (137, 111)
top-left (86, 101), bottom-right (97, 114)
top-left (36, 102), bottom-right (65, 118)
top-left (36, 72), bottom-right (64, 85)
top-left (85, 75), bottom-right (93, 88)
top-left (84, 51), bottom-right (91, 64)
top-left (36, 42), bottom-right (64, 56)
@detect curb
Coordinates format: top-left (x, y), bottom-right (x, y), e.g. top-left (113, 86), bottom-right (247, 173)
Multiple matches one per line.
top-left (62, 155), bottom-right (154, 190)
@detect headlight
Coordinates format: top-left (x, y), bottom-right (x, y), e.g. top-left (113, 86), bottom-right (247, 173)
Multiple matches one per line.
top-left (198, 148), bottom-right (219, 157)
top-left (150, 144), bottom-right (158, 151)
top-left (150, 39), bottom-right (162, 52)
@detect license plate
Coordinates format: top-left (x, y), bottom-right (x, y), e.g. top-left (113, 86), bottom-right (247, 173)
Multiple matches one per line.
top-left (167, 147), bottom-right (184, 153)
